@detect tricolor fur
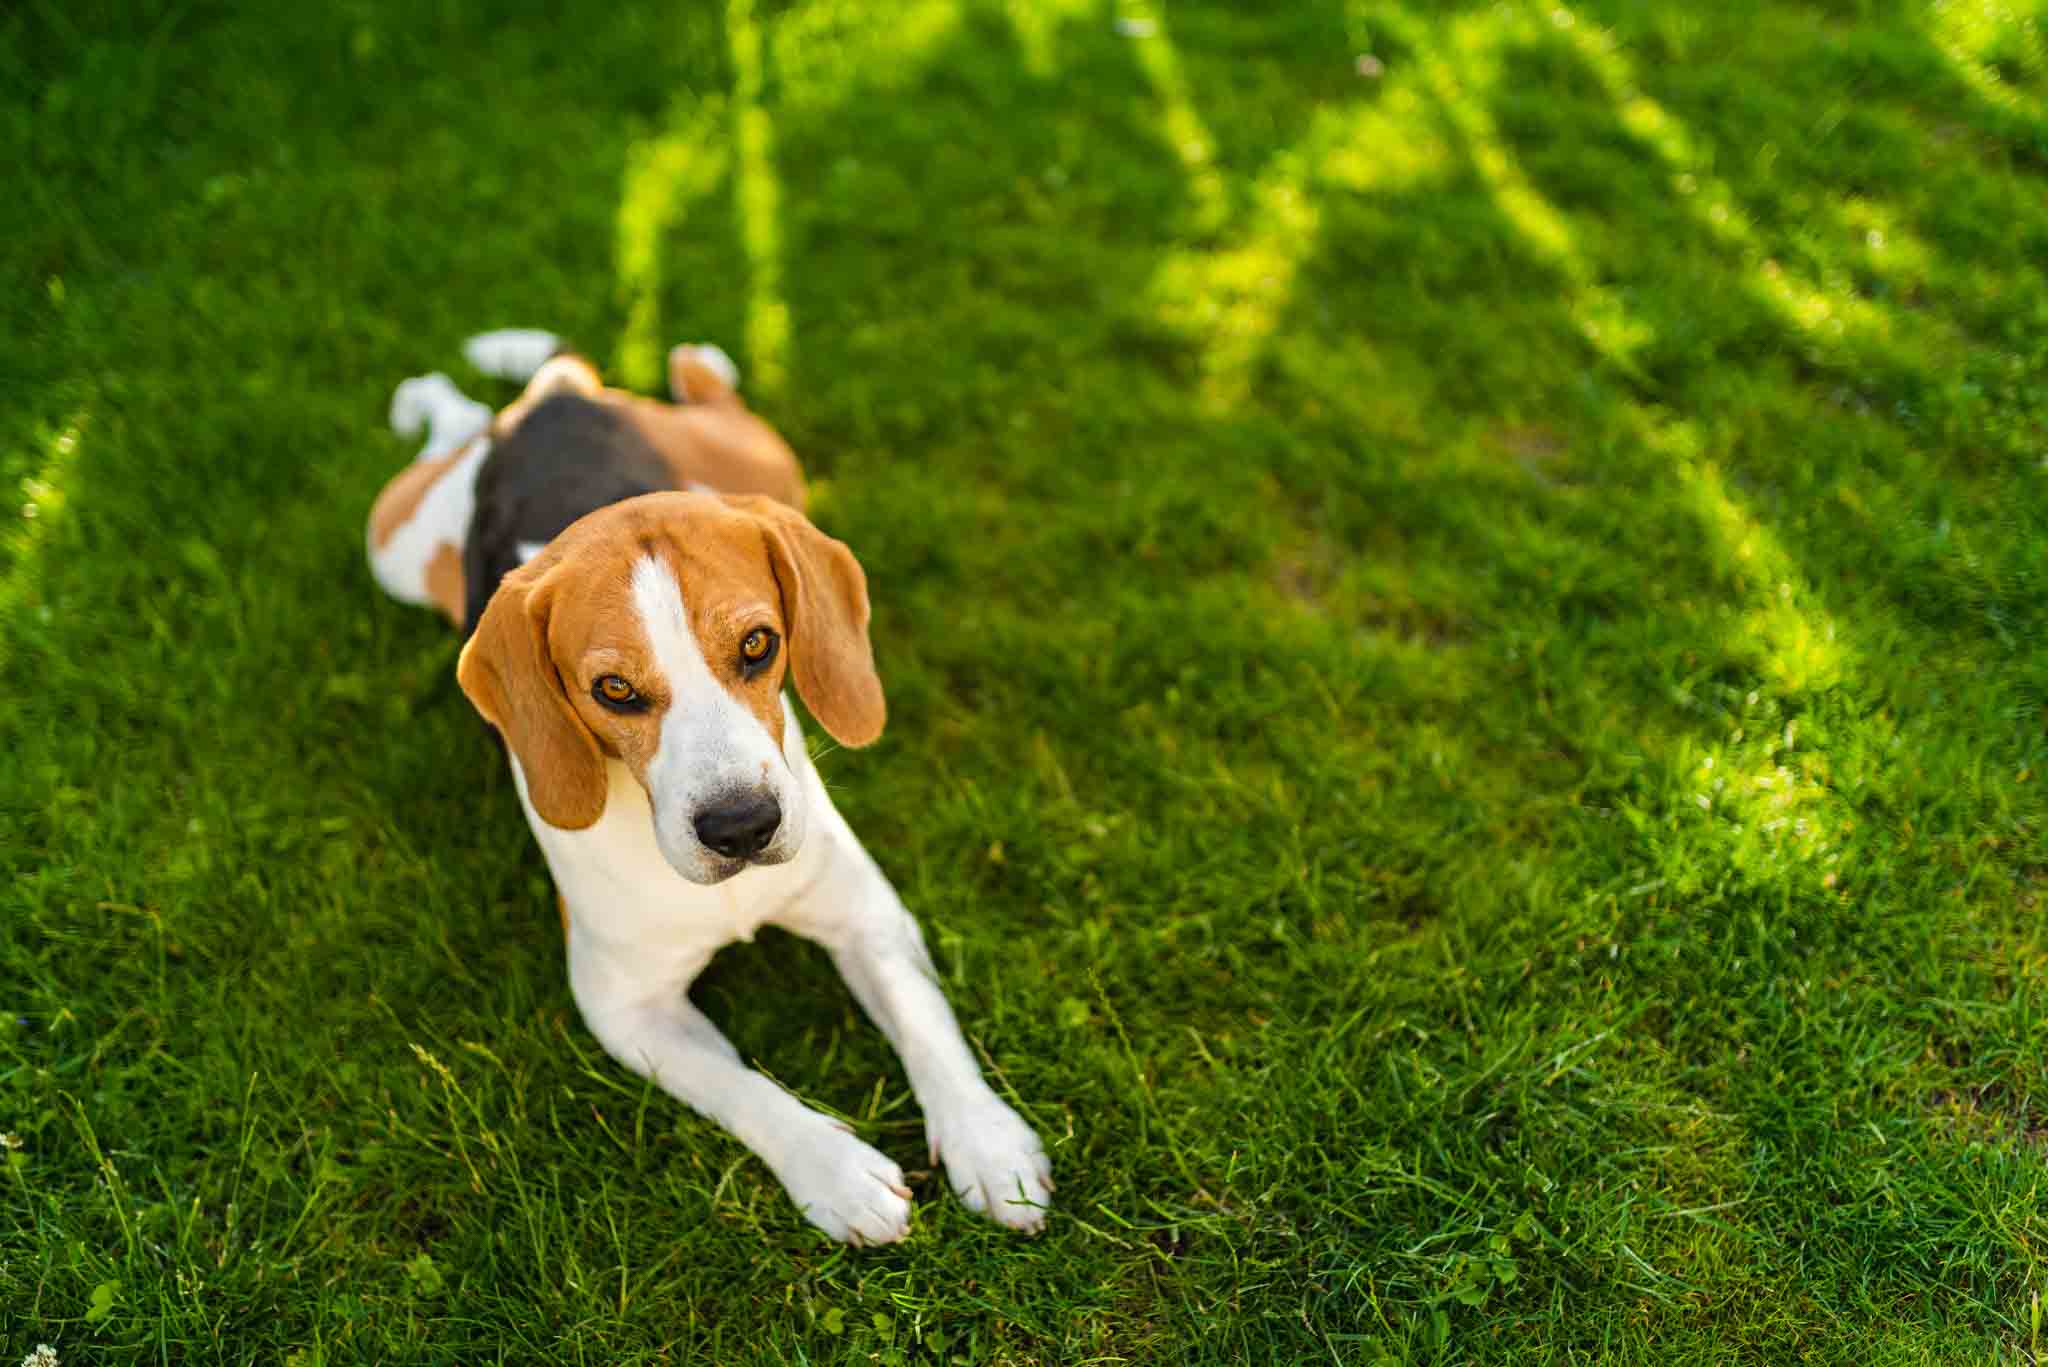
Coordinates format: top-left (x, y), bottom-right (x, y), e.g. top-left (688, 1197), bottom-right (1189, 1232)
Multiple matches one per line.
top-left (364, 332), bottom-right (1051, 1243)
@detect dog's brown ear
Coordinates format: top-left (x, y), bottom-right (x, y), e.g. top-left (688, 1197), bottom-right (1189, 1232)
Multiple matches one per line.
top-left (737, 497), bottom-right (887, 748)
top-left (456, 566), bottom-right (608, 828)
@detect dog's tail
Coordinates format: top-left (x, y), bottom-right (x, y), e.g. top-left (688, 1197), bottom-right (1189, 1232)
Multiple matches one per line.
top-left (463, 329), bottom-right (564, 383)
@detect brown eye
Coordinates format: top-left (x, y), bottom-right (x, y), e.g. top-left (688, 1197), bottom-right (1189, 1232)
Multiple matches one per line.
top-left (739, 627), bottom-right (778, 674)
top-left (593, 674), bottom-right (640, 708)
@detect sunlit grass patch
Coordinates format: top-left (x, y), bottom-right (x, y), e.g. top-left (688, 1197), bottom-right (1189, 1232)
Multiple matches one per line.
top-left (1148, 93), bottom-right (1452, 411)
top-left (770, 0), bottom-right (964, 112)
top-left (615, 101), bottom-right (730, 391)
top-left (1926, 0), bottom-right (2048, 115)
top-left (730, 0), bottom-right (791, 397)
top-left (1660, 422), bottom-right (1851, 698)
top-left (0, 413), bottom-right (87, 659)
top-left (1001, 0), bottom-right (1093, 77)
top-left (1395, 6), bottom-right (1656, 375)
top-left (1116, 0), bottom-right (1228, 232)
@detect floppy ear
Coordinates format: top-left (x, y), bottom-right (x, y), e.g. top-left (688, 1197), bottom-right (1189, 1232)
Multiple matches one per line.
top-left (455, 567), bottom-right (609, 829)
top-left (742, 499), bottom-right (887, 748)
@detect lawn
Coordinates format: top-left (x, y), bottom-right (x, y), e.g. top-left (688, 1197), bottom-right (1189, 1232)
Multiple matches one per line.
top-left (5, 0), bottom-right (2048, 1360)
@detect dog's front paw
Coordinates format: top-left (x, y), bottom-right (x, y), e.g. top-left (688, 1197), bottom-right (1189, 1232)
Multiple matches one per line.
top-left (928, 1092), bottom-right (1054, 1233)
top-left (775, 1121), bottom-right (914, 1246)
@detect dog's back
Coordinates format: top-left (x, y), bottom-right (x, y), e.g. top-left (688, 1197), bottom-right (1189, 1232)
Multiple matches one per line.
top-left (461, 394), bottom-right (675, 636)
top-left (367, 334), bottom-right (805, 631)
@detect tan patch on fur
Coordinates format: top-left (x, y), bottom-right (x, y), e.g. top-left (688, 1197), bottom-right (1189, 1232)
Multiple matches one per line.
top-left (456, 558), bottom-right (611, 830)
top-left (726, 496), bottom-right (885, 748)
top-left (368, 445), bottom-right (470, 549)
top-left (487, 352), bottom-right (803, 509)
top-left (669, 348), bottom-right (734, 405)
top-left (619, 398), bottom-right (806, 510)
top-left (423, 542), bottom-right (464, 623)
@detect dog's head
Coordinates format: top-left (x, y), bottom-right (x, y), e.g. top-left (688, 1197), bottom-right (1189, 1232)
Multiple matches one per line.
top-left (456, 491), bottom-right (884, 884)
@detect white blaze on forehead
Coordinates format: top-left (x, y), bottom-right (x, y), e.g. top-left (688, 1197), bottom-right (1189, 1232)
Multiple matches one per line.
top-left (630, 555), bottom-right (762, 772)
top-left (631, 554), bottom-right (716, 707)
top-left (628, 552), bottom-right (806, 879)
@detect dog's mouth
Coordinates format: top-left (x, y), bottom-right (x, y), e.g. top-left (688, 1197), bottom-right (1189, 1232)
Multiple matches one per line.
top-left (697, 855), bottom-right (749, 885)
top-left (661, 842), bottom-right (797, 887)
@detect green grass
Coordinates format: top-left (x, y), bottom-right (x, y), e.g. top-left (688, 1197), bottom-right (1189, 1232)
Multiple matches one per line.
top-left (5, 0), bottom-right (2048, 1359)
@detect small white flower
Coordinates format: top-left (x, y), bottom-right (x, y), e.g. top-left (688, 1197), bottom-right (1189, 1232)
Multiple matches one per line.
top-left (22, 1345), bottom-right (59, 1367)
top-left (0, 1134), bottom-right (20, 1151)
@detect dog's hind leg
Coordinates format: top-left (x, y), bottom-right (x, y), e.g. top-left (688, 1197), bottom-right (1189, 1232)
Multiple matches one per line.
top-left (668, 343), bottom-right (741, 404)
top-left (463, 328), bottom-right (563, 383)
top-left (367, 374), bottom-right (494, 624)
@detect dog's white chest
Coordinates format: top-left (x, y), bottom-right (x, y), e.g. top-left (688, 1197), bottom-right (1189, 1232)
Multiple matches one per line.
top-left (509, 755), bottom-right (814, 958)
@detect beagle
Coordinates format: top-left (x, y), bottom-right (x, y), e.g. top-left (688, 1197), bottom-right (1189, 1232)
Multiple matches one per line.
top-left (365, 331), bottom-right (1051, 1244)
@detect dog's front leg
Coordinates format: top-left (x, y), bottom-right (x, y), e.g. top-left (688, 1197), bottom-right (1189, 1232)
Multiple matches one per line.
top-left (568, 937), bottom-right (914, 1245)
top-left (796, 849), bottom-right (1055, 1232)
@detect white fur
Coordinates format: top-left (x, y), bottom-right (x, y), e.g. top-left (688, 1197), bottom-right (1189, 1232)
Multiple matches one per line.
top-left (507, 557), bottom-right (1053, 1243)
top-left (367, 435), bottom-right (489, 607)
top-left (630, 555), bottom-right (806, 884)
top-left (464, 328), bottom-right (562, 381)
top-left (369, 371), bottom-right (492, 607)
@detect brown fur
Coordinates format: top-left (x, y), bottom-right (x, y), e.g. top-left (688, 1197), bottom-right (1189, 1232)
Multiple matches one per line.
top-left (424, 543), bottom-right (465, 623)
top-left (455, 493), bottom-right (885, 830)
top-left (620, 398), bottom-right (805, 509)
top-left (733, 496), bottom-right (887, 748)
top-left (455, 555), bottom-right (612, 830)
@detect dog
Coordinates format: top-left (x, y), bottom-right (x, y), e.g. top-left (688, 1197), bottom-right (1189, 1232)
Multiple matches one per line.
top-left (365, 330), bottom-right (1052, 1244)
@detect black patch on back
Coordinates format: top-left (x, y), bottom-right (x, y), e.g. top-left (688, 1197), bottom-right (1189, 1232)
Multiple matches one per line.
top-left (462, 394), bottom-right (676, 636)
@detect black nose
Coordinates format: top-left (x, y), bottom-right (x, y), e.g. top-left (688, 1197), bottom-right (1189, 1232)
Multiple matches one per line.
top-left (693, 794), bottom-right (782, 859)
